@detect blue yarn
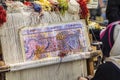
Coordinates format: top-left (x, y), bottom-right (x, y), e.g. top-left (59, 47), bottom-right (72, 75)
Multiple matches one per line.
top-left (32, 3), bottom-right (42, 12)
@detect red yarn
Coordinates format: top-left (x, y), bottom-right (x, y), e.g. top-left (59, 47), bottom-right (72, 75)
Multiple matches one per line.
top-left (0, 6), bottom-right (6, 27)
top-left (77, 0), bottom-right (88, 18)
top-left (24, 1), bottom-right (32, 6)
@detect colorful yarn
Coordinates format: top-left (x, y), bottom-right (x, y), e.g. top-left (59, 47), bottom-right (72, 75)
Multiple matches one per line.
top-left (77, 0), bottom-right (88, 18)
top-left (32, 3), bottom-right (42, 12)
top-left (35, 0), bottom-right (52, 11)
top-left (57, 0), bottom-right (68, 15)
top-left (24, 1), bottom-right (32, 6)
top-left (0, 6), bottom-right (6, 26)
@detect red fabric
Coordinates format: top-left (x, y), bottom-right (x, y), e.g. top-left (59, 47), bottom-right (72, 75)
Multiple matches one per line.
top-left (0, 6), bottom-right (6, 27)
top-left (77, 0), bottom-right (88, 18)
top-left (58, 52), bottom-right (67, 57)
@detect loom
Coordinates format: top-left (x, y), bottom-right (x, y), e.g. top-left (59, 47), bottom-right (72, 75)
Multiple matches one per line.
top-left (0, 2), bottom-right (93, 79)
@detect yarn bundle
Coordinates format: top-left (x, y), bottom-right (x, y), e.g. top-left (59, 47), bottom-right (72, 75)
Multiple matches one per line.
top-left (77, 0), bottom-right (88, 18)
top-left (0, 6), bottom-right (6, 26)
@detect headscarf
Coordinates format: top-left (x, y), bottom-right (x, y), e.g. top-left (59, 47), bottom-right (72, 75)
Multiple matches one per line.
top-left (100, 21), bottom-right (118, 57)
top-left (100, 21), bottom-right (120, 68)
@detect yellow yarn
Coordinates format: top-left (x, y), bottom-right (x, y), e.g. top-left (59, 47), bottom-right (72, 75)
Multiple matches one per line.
top-left (34, 0), bottom-right (52, 11)
top-left (57, 0), bottom-right (68, 14)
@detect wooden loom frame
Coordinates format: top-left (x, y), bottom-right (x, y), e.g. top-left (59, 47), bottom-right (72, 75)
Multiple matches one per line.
top-left (0, 16), bottom-right (98, 80)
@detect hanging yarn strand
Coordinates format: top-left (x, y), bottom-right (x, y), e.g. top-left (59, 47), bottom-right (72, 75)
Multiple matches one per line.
top-left (77, 0), bottom-right (88, 19)
top-left (0, 6), bottom-right (7, 27)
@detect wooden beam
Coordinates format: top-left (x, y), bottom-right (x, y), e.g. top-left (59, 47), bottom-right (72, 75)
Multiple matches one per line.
top-left (87, 58), bottom-right (94, 75)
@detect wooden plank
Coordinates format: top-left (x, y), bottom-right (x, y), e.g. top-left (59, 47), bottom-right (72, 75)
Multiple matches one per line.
top-left (87, 58), bottom-right (94, 76)
top-left (6, 60), bottom-right (87, 80)
top-left (0, 73), bottom-right (5, 80)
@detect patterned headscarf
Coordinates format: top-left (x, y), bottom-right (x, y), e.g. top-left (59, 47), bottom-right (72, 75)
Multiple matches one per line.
top-left (100, 21), bottom-right (119, 57)
top-left (100, 21), bottom-right (120, 69)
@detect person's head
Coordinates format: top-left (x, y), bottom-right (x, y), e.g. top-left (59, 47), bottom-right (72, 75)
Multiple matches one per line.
top-left (100, 21), bottom-right (120, 57)
top-left (109, 23), bottom-right (120, 56)
top-left (106, 0), bottom-right (120, 24)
